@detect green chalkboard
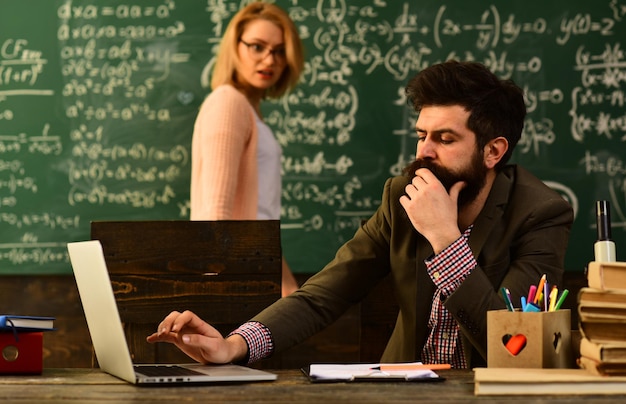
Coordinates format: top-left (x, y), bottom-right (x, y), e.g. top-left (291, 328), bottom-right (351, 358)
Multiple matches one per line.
top-left (0, 0), bottom-right (624, 275)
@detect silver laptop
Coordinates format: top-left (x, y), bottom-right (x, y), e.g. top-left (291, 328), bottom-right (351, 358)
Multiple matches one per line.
top-left (67, 240), bottom-right (277, 385)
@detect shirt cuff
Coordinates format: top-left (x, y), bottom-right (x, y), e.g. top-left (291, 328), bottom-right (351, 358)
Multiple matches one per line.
top-left (228, 321), bottom-right (274, 364)
top-left (425, 235), bottom-right (476, 296)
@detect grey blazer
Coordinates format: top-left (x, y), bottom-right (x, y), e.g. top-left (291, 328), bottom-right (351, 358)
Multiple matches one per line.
top-left (253, 165), bottom-right (574, 367)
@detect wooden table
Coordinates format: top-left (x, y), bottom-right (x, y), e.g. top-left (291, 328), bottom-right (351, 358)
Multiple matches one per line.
top-left (0, 368), bottom-right (624, 402)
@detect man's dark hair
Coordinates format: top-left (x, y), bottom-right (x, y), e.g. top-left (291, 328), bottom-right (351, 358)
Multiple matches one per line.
top-left (405, 60), bottom-right (526, 170)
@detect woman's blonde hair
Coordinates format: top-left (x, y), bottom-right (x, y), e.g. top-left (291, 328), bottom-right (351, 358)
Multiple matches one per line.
top-left (211, 1), bottom-right (304, 98)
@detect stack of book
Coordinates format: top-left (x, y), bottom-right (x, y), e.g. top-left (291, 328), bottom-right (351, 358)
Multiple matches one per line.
top-left (0, 315), bottom-right (55, 374)
top-left (578, 261), bottom-right (626, 376)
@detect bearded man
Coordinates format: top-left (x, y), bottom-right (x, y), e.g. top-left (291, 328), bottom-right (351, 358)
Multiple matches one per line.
top-left (148, 60), bottom-right (574, 368)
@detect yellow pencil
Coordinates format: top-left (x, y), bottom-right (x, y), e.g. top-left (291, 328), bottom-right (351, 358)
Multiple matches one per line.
top-left (548, 286), bottom-right (559, 311)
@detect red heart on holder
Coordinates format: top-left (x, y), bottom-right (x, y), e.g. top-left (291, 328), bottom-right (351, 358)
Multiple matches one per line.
top-left (502, 333), bottom-right (527, 356)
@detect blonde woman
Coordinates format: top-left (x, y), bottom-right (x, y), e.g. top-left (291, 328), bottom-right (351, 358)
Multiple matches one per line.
top-left (191, 2), bottom-right (303, 296)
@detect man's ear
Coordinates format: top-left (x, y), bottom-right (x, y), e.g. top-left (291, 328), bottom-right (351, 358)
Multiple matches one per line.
top-left (484, 137), bottom-right (508, 169)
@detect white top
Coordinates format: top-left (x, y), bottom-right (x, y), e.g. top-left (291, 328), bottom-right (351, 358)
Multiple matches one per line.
top-left (255, 114), bottom-right (282, 220)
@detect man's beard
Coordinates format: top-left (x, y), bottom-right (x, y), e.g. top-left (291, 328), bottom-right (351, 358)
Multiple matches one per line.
top-left (402, 150), bottom-right (487, 209)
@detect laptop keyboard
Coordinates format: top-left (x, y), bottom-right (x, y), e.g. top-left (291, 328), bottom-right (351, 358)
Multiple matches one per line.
top-left (134, 365), bottom-right (205, 377)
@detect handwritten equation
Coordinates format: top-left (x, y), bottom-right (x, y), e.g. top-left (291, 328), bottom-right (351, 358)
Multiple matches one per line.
top-left (0, 0), bottom-right (625, 272)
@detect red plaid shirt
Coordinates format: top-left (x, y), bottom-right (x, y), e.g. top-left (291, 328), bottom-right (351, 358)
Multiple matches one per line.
top-left (421, 226), bottom-right (475, 368)
top-left (228, 321), bottom-right (273, 364)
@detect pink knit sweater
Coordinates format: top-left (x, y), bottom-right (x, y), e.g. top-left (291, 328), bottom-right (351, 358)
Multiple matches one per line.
top-left (190, 85), bottom-right (258, 220)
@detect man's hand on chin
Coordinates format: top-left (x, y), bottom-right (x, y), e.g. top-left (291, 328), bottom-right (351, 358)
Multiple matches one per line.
top-left (399, 169), bottom-right (465, 253)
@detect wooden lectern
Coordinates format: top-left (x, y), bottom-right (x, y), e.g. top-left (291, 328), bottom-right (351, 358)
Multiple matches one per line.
top-left (90, 220), bottom-right (281, 364)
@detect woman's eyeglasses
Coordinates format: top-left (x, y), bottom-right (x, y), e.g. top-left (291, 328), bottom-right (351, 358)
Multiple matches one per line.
top-left (239, 39), bottom-right (286, 63)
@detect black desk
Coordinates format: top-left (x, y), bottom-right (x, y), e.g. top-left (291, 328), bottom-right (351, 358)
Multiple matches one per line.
top-left (0, 368), bottom-right (623, 402)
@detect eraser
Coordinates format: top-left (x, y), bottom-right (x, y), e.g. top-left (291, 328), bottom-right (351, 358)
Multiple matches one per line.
top-left (523, 303), bottom-right (540, 312)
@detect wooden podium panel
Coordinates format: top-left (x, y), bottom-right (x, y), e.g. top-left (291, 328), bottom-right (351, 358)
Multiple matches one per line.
top-left (90, 220), bottom-right (281, 364)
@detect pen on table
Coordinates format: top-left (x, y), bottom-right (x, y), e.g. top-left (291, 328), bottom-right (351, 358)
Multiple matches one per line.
top-left (534, 274), bottom-right (546, 305)
top-left (548, 286), bottom-right (558, 312)
top-left (553, 289), bottom-right (569, 311)
top-left (371, 363), bottom-right (452, 371)
top-left (500, 287), bottom-right (515, 311)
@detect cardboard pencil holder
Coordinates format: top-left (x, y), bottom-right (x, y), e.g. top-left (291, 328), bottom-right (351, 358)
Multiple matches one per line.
top-left (487, 309), bottom-right (572, 368)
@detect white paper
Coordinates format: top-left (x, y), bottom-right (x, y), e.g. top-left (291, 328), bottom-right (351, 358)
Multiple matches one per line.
top-left (309, 362), bottom-right (439, 381)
